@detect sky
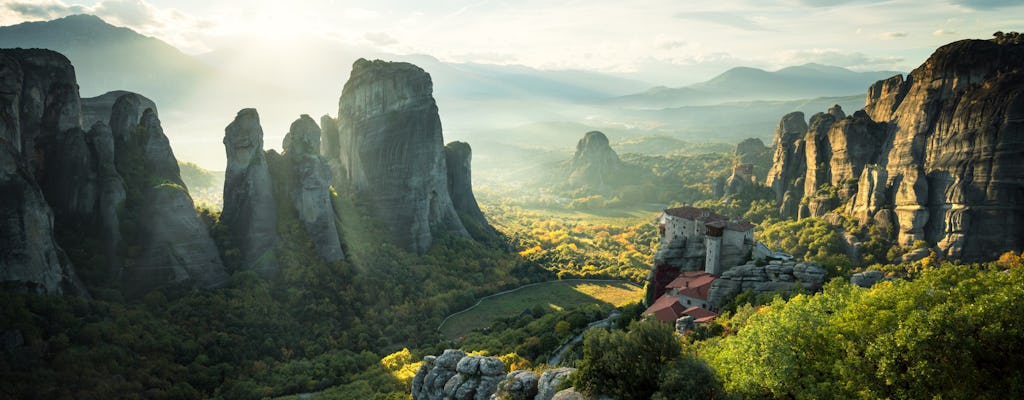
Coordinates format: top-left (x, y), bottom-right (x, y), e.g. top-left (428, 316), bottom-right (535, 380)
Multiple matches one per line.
top-left (0, 0), bottom-right (1021, 85)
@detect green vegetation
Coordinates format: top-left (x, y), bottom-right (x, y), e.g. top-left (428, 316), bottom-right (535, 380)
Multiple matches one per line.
top-left (993, 31), bottom-right (1023, 45)
top-left (439, 280), bottom-right (644, 339)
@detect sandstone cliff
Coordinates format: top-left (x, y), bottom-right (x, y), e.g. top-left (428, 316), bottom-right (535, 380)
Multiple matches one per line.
top-left (330, 58), bottom-right (468, 254)
top-left (222, 108), bottom-right (279, 276)
top-left (765, 39), bottom-right (1024, 261)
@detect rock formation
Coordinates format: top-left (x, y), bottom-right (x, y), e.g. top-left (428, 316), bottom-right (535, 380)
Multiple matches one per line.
top-left (222, 108), bottom-right (279, 276)
top-left (493, 370), bottom-right (540, 399)
top-left (706, 260), bottom-right (827, 307)
top-left (765, 112), bottom-right (809, 217)
top-left (764, 39), bottom-right (1024, 261)
top-left (444, 141), bottom-right (495, 240)
top-left (330, 58), bottom-right (468, 254)
top-left (0, 140), bottom-right (86, 296)
top-left (411, 349), bottom-right (506, 400)
top-left (81, 90), bottom-right (157, 130)
top-left (568, 131), bottom-right (623, 188)
top-left (122, 108), bottom-right (229, 297)
top-left (536, 368), bottom-right (576, 400)
top-left (282, 114), bottom-right (345, 263)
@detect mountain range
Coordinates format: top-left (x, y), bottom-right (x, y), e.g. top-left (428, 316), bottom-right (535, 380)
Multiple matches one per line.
top-left (0, 14), bottom-right (902, 169)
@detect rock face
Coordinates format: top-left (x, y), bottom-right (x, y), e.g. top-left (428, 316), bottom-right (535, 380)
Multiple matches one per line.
top-left (444, 141), bottom-right (494, 240)
top-left (493, 370), bottom-right (539, 400)
top-left (535, 368), bottom-right (576, 400)
top-left (222, 108), bottom-right (279, 276)
top-left (282, 114), bottom-right (344, 263)
top-left (0, 48), bottom-right (228, 297)
top-left (568, 131), bottom-right (623, 188)
top-left (707, 260), bottom-right (826, 307)
top-left (0, 141), bottom-right (86, 296)
top-left (411, 349), bottom-right (506, 400)
top-left (765, 112), bottom-right (809, 217)
top-left (331, 59), bottom-right (468, 254)
top-left (123, 109), bottom-right (228, 297)
top-left (765, 39), bottom-right (1024, 261)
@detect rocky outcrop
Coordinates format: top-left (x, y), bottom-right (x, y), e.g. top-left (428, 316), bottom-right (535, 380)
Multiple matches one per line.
top-left (850, 270), bottom-right (887, 288)
top-left (412, 349), bottom-right (506, 400)
top-left (568, 131), bottom-right (623, 188)
top-left (493, 370), bottom-right (539, 400)
top-left (0, 54), bottom-right (22, 152)
top-left (536, 368), bottom-right (576, 400)
top-left (765, 112), bottom-right (809, 216)
top-left (123, 109), bottom-right (228, 297)
top-left (0, 140), bottom-right (86, 296)
top-left (283, 114), bottom-right (345, 263)
top-left (222, 108), bottom-right (279, 276)
top-left (0, 49), bottom-right (80, 173)
top-left (707, 260), bottom-right (826, 307)
top-left (444, 141), bottom-right (494, 240)
top-left (766, 39), bottom-right (1024, 261)
top-left (331, 59), bottom-right (468, 254)
top-left (0, 48), bottom-right (228, 298)
top-left (80, 90), bottom-right (157, 130)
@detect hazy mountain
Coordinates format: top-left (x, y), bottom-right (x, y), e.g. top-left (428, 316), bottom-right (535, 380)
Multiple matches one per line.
top-left (0, 14), bottom-right (211, 103)
top-left (613, 63), bottom-right (900, 108)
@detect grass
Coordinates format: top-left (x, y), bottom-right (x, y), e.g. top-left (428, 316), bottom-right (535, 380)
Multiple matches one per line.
top-left (439, 280), bottom-right (645, 339)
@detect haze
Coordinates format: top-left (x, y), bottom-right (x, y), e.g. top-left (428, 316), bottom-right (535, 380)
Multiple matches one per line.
top-left (0, 0), bottom-right (1020, 171)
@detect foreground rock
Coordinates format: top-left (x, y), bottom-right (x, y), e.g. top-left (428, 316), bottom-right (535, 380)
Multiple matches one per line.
top-left (707, 260), bottom-right (827, 307)
top-left (222, 108), bottom-right (279, 276)
top-left (412, 349), bottom-right (505, 400)
top-left (331, 59), bottom-right (468, 254)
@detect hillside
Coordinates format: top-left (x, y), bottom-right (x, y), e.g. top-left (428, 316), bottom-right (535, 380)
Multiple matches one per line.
top-left (613, 63), bottom-right (900, 109)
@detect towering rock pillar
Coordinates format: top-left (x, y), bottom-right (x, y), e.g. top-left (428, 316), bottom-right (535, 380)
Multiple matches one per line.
top-left (444, 141), bottom-right (495, 240)
top-left (283, 114), bottom-right (345, 263)
top-left (334, 58), bottom-right (468, 254)
top-left (222, 108), bottom-right (280, 276)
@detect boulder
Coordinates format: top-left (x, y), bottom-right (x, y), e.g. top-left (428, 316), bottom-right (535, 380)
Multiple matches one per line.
top-left (535, 368), bottom-right (575, 400)
top-left (412, 350), bottom-right (507, 400)
top-left (222, 108), bottom-right (279, 276)
top-left (850, 270), bottom-right (885, 288)
top-left (492, 370), bottom-right (539, 400)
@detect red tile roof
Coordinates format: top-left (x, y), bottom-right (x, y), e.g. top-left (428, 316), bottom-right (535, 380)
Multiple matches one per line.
top-left (666, 271), bottom-right (717, 301)
top-left (683, 306), bottom-right (717, 320)
top-left (643, 295), bottom-right (686, 322)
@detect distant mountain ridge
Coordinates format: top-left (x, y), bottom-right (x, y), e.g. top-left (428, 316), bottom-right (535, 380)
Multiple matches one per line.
top-left (614, 63), bottom-right (901, 109)
top-left (0, 14), bottom-right (211, 103)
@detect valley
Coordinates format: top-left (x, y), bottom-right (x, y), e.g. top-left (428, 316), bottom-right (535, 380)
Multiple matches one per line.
top-left (1, 8), bottom-right (1023, 400)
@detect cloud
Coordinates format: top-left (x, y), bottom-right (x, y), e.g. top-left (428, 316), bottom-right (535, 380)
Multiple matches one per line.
top-left (782, 49), bottom-right (904, 70)
top-left (879, 31), bottom-right (908, 39)
top-left (93, 0), bottom-right (161, 28)
top-left (784, 0), bottom-right (888, 6)
top-left (948, 0), bottom-right (1022, 10)
top-left (4, 0), bottom-right (85, 19)
top-left (657, 40), bottom-right (688, 50)
top-left (933, 28), bottom-right (956, 35)
top-left (2, 0), bottom-right (215, 53)
top-left (364, 32), bottom-right (398, 46)
top-left (675, 11), bottom-right (773, 32)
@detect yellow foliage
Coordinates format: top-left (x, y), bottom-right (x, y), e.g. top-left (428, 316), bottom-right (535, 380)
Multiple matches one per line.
top-left (380, 348), bottom-right (421, 388)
